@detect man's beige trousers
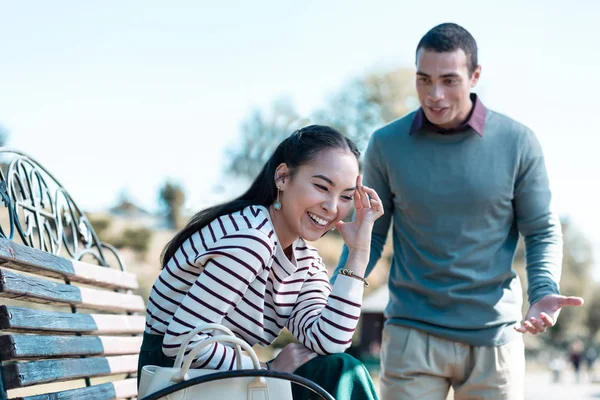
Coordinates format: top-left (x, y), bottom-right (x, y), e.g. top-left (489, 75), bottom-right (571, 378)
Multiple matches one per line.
top-left (380, 324), bottom-right (525, 400)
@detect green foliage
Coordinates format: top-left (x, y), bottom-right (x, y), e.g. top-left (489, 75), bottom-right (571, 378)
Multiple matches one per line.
top-left (159, 180), bottom-right (186, 229)
top-left (226, 68), bottom-right (418, 181)
top-left (87, 215), bottom-right (112, 242)
top-left (313, 68), bottom-right (418, 151)
top-left (586, 289), bottom-right (600, 339)
top-left (111, 226), bottom-right (153, 254)
top-left (226, 97), bottom-right (307, 180)
top-left (88, 213), bottom-right (153, 257)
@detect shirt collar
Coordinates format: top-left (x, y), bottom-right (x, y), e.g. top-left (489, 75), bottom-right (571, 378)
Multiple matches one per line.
top-left (409, 93), bottom-right (486, 136)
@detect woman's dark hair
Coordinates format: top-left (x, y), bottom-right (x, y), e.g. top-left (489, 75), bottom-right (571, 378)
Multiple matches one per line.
top-left (416, 22), bottom-right (478, 76)
top-left (160, 124), bottom-right (360, 267)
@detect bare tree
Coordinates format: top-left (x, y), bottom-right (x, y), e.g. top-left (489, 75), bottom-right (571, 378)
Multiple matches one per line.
top-left (226, 68), bottom-right (418, 180)
top-left (312, 68), bottom-right (418, 151)
top-left (226, 97), bottom-right (307, 180)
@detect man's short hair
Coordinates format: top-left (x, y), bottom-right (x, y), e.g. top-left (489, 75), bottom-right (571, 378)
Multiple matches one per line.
top-left (416, 23), bottom-right (478, 76)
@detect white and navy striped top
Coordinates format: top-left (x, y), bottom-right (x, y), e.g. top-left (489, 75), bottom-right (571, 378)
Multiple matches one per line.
top-left (145, 205), bottom-right (365, 370)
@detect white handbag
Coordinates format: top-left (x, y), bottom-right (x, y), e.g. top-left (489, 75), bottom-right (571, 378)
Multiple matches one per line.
top-left (138, 323), bottom-right (293, 400)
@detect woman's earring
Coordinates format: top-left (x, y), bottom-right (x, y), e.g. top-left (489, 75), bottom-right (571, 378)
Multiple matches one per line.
top-left (274, 187), bottom-right (282, 210)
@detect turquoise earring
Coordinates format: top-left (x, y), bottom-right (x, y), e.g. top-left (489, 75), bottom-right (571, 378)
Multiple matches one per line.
top-left (274, 187), bottom-right (282, 210)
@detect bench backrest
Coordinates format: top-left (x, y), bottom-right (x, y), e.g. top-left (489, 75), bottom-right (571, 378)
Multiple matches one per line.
top-left (0, 150), bottom-right (145, 400)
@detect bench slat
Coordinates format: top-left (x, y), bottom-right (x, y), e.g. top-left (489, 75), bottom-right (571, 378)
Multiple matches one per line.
top-left (0, 306), bottom-right (145, 335)
top-left (0, 268), bottom-right (145, 313)
top-left (0, 238), bottom-right (139, 290)
top-left (0, 334), bottom-right (143, 360)
top-left (13, 378), bottom-right (138, 400)
top-left (2, 355), bottom-right (138, 390)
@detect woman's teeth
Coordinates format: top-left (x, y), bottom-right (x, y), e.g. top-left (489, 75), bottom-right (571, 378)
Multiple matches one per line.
top-left (308, 212), bottom-right (328, 226)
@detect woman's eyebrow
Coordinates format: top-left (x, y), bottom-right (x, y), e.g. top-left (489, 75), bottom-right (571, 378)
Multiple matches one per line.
top-left (312, 175), bottom-right (356, 192)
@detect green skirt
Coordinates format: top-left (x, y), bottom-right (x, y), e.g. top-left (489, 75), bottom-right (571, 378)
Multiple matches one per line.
top-left (138, 332), bottom-right (379, 400)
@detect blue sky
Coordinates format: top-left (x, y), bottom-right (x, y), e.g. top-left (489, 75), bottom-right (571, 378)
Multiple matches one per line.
top-left (1, 1), bottom-right (599, 263)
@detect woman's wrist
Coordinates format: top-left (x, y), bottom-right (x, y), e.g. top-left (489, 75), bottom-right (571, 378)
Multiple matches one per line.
top-left (338, 268), bottom-right (369, 287)
top-left (262, 359), bottom-right (274, 371)
top-left (344, 249), bottom-right (370, 274)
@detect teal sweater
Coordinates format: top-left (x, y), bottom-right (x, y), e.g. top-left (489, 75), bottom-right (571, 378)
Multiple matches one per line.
top-left (335, 109), bottom-right (562, 346)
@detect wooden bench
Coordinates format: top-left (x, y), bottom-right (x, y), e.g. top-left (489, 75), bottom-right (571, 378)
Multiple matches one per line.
top-left (0, 150), bottom-right (146, 400)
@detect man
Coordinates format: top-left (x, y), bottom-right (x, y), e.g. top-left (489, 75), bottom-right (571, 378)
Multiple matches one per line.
top-left (334, 23), bottom-right (583, 399)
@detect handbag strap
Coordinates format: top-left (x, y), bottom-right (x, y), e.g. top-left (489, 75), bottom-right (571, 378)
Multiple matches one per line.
top-left (173, 334), bottom-right (261, 383)
top-left (174, 323), bottom-right (243, 369)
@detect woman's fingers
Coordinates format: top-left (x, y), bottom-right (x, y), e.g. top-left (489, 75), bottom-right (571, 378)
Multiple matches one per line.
top-left (354, 186), bottom-right (363, 210)
top-left (368, 198), bottom-right (380, 213)
top-left (360, 186), bottom-right (384, 216)
top-left (355, 176), bottom-right (370, 209)
top-left (291, 344), bottom-right (318, 369)
top-left (354, 176), bottom-right (363, 210)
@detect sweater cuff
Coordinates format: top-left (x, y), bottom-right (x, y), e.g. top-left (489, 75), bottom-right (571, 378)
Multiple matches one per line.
top-left (529, 282), bottom-right (560, 305)
top-left (331, 274), bottom-right (365, 301)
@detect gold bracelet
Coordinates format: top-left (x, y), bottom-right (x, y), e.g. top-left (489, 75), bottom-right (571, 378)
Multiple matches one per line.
top-left (338, 269), bottom-right (369, 287)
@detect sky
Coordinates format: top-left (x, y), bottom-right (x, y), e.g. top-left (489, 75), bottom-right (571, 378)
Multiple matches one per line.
top-left (1, 1), bottom-right (599, 267)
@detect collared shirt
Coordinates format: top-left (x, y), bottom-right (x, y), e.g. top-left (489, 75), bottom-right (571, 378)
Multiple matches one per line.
top-left (409, 93), bottom-right (486, 136)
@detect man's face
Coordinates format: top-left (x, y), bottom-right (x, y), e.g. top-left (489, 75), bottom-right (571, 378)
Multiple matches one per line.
top-left (415, 48), bottom-right (481, 129)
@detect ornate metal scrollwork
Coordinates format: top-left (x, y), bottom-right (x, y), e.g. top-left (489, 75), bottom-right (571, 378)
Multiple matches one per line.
top-left (0, 148), bottom-right (126, 271)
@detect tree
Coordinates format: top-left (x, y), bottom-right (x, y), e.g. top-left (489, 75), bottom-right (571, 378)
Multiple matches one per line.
top-left (226, 69), bottom-right (417, 180)
top-left (552, 220), bottom-right (595, 341)
top-left (158, 181), bottom-right (186, 229)
top-left (586, 289), bottom-right (600, 340)
top-left (313, 68), bottom-right (418, 151)
top-left (112, 226), bottom-right (153, 255)
top-left (226, 97), bottom-right (306, 180)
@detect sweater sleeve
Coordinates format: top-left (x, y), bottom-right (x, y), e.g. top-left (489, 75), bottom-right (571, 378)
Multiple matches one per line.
top-left (286, 260), bottom-right (364, 355)
top-left (162, 229), bottom-right (274, 370)
top-left (514, 129), bottom-right (563, 305)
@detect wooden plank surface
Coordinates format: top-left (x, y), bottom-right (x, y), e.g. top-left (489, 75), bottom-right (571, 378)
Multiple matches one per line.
top-left (2, 355), bottom-right (138, 390)
top-left (13, 378), bottom-right (138, 400)
top-left (0, 334), bottom-right (143, 360)
top-left (0, 238), bottom-right (138, 290)
top-left (0, 268), bottom-right (145, 312)
top-left (0, 306), bottom-right (145, 335)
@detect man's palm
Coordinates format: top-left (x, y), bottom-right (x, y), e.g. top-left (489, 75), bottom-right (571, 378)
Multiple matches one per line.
top-left (515, 294), bottom-right (584, 334)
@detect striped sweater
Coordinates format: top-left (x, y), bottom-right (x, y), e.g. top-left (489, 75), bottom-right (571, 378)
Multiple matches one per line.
top-left (145, 205), bottom-right (365, 370)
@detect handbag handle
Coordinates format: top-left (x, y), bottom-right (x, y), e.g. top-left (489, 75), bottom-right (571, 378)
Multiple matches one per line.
top-left (173, 323), bottom-right (243, 369)
top-left (173, 334), bottom-right (262, 383)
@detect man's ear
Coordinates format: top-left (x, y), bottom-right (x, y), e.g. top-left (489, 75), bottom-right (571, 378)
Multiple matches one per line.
top-left (470, 65), bottom-right (482, 88)
top-left (274, 163), bottom-right (289, 189)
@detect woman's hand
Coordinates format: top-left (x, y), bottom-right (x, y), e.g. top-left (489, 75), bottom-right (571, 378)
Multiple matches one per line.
top-left (267, 343), bottom-right (318, 373)
top-left (336, 175), bottom-right (384, 254)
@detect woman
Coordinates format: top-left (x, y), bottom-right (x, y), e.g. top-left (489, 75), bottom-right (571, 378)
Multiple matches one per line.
top-left (139, 125), bottom-right (383, 399)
